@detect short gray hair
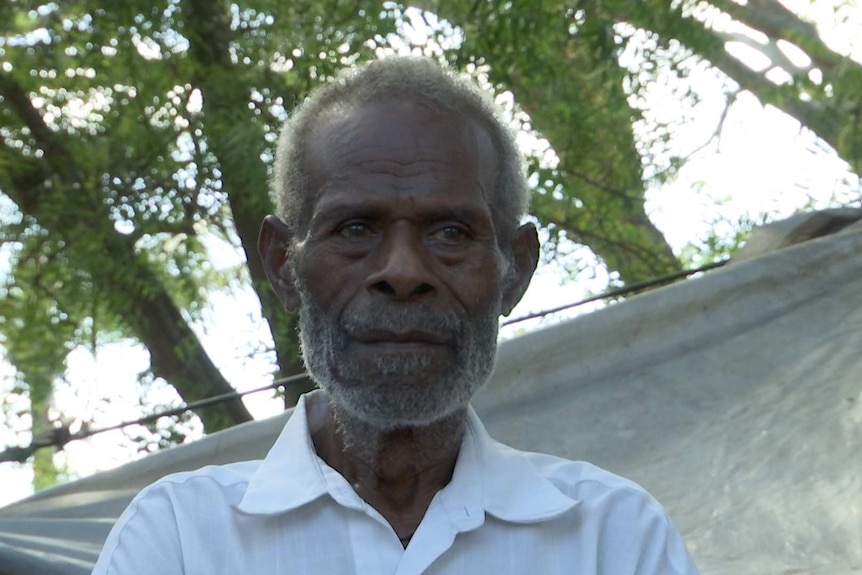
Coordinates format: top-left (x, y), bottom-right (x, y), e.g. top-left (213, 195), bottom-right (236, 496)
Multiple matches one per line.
top-left (272, 57), bottom-right (530, 242)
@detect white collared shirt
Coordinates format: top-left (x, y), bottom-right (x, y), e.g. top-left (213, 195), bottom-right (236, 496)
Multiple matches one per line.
top-left (93, 391), bottom-right (698, 574)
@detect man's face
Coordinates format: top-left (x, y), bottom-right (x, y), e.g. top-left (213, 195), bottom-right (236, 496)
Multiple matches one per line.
top-left (287, 99), bottom-right (513, 428)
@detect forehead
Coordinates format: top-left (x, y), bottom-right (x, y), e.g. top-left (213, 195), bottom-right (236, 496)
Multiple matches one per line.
top-left (303, 99), bottom-right (497, 211)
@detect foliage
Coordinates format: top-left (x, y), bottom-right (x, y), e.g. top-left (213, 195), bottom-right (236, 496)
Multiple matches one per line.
top-left (0, 0), bottom-right (859, 489)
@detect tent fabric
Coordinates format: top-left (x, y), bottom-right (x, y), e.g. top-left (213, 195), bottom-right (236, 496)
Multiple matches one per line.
top-left (2, 216), bottom-right (861, 575)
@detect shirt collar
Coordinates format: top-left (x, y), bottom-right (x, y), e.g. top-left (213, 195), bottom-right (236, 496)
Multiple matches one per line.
top-left (237, 390), bottom-right (581, 523)
top-left (236, 391), bottom-right (330, 515)
top-left (457, 407), bottom-right (581, 524)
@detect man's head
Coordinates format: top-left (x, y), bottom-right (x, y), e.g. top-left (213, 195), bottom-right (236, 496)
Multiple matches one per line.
top-left (259, 57), bottom-right (539, 429)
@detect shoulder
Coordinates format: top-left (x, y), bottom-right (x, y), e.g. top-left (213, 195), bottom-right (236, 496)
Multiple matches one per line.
top-left (109, 460), bottom-right (263, 529)
top-left (92, 461), bottom-right (262, 575)
top-left (509, 446), bottom-right (678, 536)
top-left (468, 412), bottom-right (672, 522)
top-left (147, 460), bottom-right (262, 489)
top-left (129, 460), bottom-right (262, 509)
top-left (517, 449), bottom-right (698, 573)
top-left (520, 449), bottom-right (659, 505)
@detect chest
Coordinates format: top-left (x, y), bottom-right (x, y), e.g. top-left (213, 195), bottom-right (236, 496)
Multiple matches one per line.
top-left (177, 503), bottom-right (611, 575)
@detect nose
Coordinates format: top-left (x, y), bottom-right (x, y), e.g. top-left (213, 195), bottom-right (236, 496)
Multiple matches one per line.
top-left (365, 224), bottom-right (436, 300)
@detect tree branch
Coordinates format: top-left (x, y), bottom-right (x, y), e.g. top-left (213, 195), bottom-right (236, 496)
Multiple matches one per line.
top-left (0, 72), bottom-right (253, 430)
top-left (708, 0), bottom-right (848, 76)
top-left (0, 72), bottom-right (81, 184)
top-left (620, 2), bottom-right (847, 163)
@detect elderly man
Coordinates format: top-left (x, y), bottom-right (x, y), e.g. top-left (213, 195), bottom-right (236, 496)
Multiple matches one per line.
top-left (93, 57), bottom-right (698, 574)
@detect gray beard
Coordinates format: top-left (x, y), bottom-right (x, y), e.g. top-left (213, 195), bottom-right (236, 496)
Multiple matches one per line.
top-left (295, 285), bottom-right (501, 430)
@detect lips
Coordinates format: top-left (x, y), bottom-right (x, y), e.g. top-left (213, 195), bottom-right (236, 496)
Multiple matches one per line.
top-left (352, 328), bottom-right (451, 346)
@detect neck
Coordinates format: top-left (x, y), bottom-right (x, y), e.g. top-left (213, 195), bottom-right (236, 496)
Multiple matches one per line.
top-left (311, 400), bottom-right (468, 541)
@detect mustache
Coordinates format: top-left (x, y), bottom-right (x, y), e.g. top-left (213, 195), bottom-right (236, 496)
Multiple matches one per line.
top-left (340, 305), bottom-right (461, 339)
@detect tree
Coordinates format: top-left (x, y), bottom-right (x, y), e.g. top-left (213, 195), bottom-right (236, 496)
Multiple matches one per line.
top-left (0, 0), bottom-right (858, 486)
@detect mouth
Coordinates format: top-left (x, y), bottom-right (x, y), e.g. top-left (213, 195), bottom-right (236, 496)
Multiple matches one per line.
top-left (352, 328), bottom-right (451, 347)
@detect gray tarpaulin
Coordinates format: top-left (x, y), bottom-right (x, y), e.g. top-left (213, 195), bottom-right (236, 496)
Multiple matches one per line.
top-left (2, 211), bottom-right (861, 575)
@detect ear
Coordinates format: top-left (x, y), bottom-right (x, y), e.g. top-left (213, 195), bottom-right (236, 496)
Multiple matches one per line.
top-left (258, 215), bottom-right (301, 312)
top-left (500, 223), bottom-right (540, 316)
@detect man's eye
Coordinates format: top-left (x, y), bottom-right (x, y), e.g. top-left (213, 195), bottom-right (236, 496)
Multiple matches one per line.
top-left (431, 225), bottom-right (471, 243)
top-left (338, 222), bottom-right (375, 239)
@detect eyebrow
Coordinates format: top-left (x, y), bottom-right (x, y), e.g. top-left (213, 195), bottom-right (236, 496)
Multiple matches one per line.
top-left (418, 206), bottom-right (492, 226)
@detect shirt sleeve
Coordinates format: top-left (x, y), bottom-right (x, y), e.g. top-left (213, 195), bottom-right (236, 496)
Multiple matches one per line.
top-left (633, 504), bottom-right (700, 575)
top-left (585, 479), bottom-right (700, 575)
top-left (91, 482), bottom-right (185, 575)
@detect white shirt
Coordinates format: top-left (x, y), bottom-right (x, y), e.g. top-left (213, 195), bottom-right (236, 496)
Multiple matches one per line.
top-left (93, 390), bottom-right (698, 574)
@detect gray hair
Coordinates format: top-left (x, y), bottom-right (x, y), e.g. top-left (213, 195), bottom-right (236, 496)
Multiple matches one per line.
top-left (271, 57), bottom-right (530, 243)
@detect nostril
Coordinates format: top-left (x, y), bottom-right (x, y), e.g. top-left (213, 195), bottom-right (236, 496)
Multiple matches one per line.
top-left (370, 280), bottom-right (434, 299)
top-left (372, 281), bottom-right (396, 296)
top-left (409, 283), bottom-right (433, 297)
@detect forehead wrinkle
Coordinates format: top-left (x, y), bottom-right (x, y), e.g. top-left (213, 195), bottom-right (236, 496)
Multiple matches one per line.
top-left (314, 182), bottom-right (494, 219)
top-left (319, 161), bottom-right (484, 191)
top-left (329, 138), bottom-right (461, 164)
top-left (351, 158), bottom-right (456, 169)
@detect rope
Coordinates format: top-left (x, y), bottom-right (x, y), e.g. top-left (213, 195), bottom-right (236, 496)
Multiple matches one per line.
top-left (0, 373), bottom-right (312, 464)
top-left (502, 260), bottom-right (727, 327)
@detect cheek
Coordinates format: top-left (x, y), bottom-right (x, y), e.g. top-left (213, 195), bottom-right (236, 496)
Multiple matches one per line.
top-left (295, 249), bottom-right (360, 308)
top-left (444, 259), bottom-right (506, 313)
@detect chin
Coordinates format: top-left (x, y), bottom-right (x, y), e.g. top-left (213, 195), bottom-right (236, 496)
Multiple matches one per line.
top-left (321, 375), bottom-right (479, 430)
